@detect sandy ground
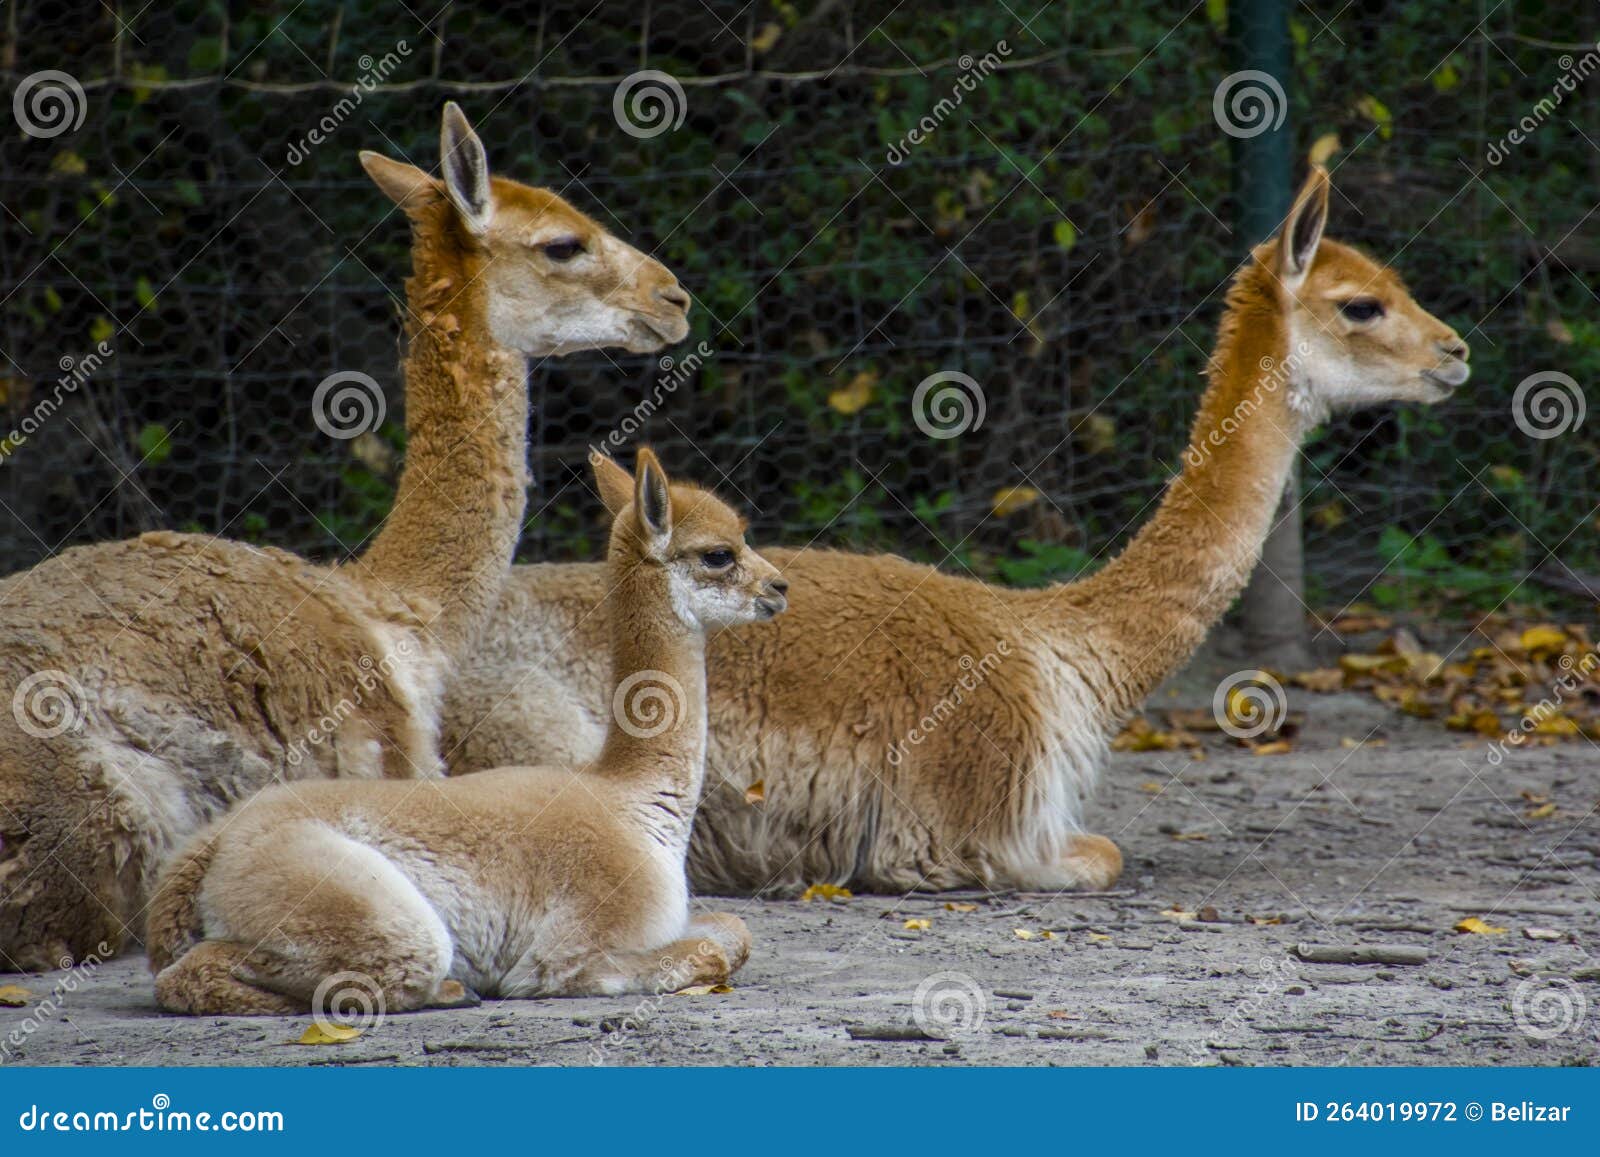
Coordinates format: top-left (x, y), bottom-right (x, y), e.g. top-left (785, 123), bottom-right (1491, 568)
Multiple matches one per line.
top-left (3, 664), bottom-right (1596, 1068)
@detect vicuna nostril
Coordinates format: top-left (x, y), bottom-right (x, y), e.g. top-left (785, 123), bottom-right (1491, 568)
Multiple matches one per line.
top-left (1440, 337), bottom-right (1469, 362)
top-left (659, 284), bottom-right (691, 312)
top-left (767, 578), bottom-right (789, 596)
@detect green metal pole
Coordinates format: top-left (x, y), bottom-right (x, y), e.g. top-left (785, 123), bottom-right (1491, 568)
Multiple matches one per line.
top-left (1229, 0), bottom-right (1310, 667)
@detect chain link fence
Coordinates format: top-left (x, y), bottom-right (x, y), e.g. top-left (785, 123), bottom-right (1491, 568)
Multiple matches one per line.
top-left (1, 1), bottom-right (1595, 619)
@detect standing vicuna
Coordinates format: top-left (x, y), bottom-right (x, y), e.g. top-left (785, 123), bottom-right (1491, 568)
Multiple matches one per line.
top-left (0, 103), bottom-right (690, 971)
top-left (148, 449), bottom-right (786, 1013)
top-left (442, 166), bottom-right (1471, 895)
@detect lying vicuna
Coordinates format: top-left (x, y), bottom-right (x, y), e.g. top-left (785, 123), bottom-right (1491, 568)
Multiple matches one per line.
top-left (0, 104), bottom-right (689, 970)
top-left (149, 449), bottom-right (786, 1012)
top-left (443, 166), bottom-right (1471, 894)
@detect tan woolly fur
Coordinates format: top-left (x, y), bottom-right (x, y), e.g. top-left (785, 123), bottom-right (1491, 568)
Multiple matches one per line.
top-left (0, 104), bottom-right (689, 970)
top-left (444, 167), bottom-right (1470, 896)
top-left (148, 449), bottom-right (786, 1012)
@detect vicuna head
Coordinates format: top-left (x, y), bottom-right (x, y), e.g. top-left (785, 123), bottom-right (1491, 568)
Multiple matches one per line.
top-left (592, 448), bottom-right (788, 631)
top-left (359, 103), bottom-right (691, 356)
top-left (1263, 166), bottom-right (1470, 421)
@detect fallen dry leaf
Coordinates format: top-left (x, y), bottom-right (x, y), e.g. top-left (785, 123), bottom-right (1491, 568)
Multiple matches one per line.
top-left (1087, 933), bottom-right (1112, 942)
top-left (294, 1023), bottom-right (363, 1045)
top-left (1012, 928), bottom-right (1055, 941)
top-left (1159, 906), bottom-right (1197, 922)
top-left (1525, 801), bottom-right (1557, 820)
top-left (944, 902), bottom-right (978, 913)
top-left (1454, 916), bottom-right (1508, 935)
top-left (826, 369), bottom-right (877, 415)
top-left (1248, 915), bottom-right (1284, 926)
top-left (0, 985), bottom-right (33, 1007)
top-left (1249, 740), bottom-right (1293, 756)
top-left (1169, 831), bottom-right (1210, 841)
top-left (800, 883), bottom-right (853, 903)
top-left (1291, 668), bottom-right (1344, 693)
top-left (991, 485), bottom-right (1042, 517)
top-left (903, 918), bottom-right (931, 931)
top-left (674, 984), bottom-right (734, 996)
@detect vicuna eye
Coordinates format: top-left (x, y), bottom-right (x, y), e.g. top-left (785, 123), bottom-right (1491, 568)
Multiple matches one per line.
top-left (541, 238), bottom-right (585, 262)
top-left (1340, 299), bottom-right (1385, 322)
top-left (701, 548), bottom-right (735, 569)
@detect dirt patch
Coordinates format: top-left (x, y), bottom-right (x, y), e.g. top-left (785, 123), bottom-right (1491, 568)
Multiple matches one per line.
top-left (2, 683), bottom-right (1595, 1068)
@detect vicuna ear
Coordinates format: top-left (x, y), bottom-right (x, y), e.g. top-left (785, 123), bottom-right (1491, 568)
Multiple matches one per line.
top-left (633, 447), bottom-right (673, 543)
top-left (589, 449), bottom-right (635, 518)
top-left (440, 102), bottom-right (492, 235)
top-left (1278, 165), bottom-right (1330, 288)
top-left (359, 151), bottom-right (440, 212)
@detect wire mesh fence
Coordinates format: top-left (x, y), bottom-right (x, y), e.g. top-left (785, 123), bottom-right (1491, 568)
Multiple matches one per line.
top-left (1, 1), bottom-right (1595, 620)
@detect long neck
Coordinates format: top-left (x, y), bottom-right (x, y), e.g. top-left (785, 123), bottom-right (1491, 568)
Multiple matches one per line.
top-left (356, 205), bottom-right (529, 656)
top-left (1046, 262), bottom-right (1306, 721)
top-left (591, 564), bottom-right (709, 845)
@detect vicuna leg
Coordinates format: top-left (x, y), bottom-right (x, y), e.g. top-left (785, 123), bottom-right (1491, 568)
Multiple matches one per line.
top-left (567, 912), bottom-right (751, 996)
top-left (154, 940), bottom-right (304, 1015)
top-left (159, 820), bottom-right (457, 1017)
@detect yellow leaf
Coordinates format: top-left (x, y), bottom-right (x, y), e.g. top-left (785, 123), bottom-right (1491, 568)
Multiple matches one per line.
top-left (903, 918), bottom-right (931, 931)
top-left (1308, 133), bottom-right (1341, 165)
top-left (674, 983), bottom-right (734, 996)
top-left (50, 150), bottom-right (88, 177)
top-left (826, 370), bottom-right (877, 415)
top-left (1087, 932), bottom-right (1112, 942)
top-left (1519, 625), bottom-right (1568, 655)
top-left (1249, 740), bottom-right (1293, 756)
top-left (1248, 915), bottom-right (1284, 926)
top-left (1170, 831), bottom-right (1210, 841)
top-left (749, 22), bottom-right (783, 53)
top-left (744, 780), bottom-right (765, 805)
top-left (1139, 781), bottom-right (1164, 794)
top-left (1077, 412), bottom-right (1117, 455)
top-left (1454, 916), bottom-right (1507, 935)
top-left (991, 485), bottom-right (1041, 517)
top-left (1159, 906), bottom-right (1196, 922)
top-left (801, 883), bottom-right (853, 903)
top-left (1291, 667), bottom-right (1344, 693)
top-left (1013, 928), bottom-right (1035, 940)
top-left (944, 902), bottom-right (977, 913)
top-left (0, 985), bottom-right (34, 1007)
top-left (1354, 94), bottom-right (1393, 140)
top-left (1525, 801), bottom-right (1557, 819)
top-left (294, 1023), bottom-right (363, 1045)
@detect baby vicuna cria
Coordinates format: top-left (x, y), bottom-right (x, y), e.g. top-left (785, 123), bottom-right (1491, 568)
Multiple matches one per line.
top-left (147, 449), bottom-right (787, 1013)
